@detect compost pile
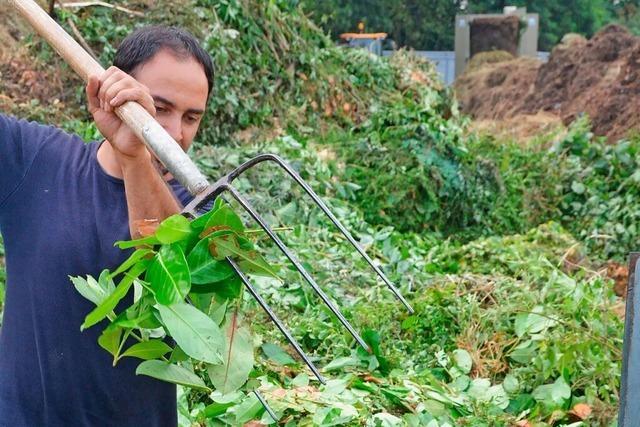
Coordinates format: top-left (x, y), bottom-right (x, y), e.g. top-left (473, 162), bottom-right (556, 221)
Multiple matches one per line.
top-left (456, 24), bottom-right (640, 142)
top-left (0, 1), bottom-right (631, 425)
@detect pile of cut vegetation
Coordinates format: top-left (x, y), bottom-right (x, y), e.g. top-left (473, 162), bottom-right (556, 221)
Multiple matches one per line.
top-left (455, 24), bottom-right (640, 142)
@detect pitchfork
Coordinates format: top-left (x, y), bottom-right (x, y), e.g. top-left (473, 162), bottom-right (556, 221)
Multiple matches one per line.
top-left (11, 0), bottom-right (414, 386)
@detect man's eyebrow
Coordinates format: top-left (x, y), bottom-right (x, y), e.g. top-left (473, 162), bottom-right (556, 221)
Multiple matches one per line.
top-left (152, 95), bottom-right (204, 115)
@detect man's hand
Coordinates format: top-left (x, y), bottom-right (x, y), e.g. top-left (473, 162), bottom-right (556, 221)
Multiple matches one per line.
top-left (86, 67), bottom-right (156, 159)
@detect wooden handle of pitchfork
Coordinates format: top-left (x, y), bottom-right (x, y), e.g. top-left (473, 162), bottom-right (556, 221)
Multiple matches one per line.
top-left (9, 0), bottom-right (210, 195)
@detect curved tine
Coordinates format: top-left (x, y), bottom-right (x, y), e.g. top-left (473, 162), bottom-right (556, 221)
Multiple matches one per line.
top-left (227, 257), bottom-right (326, 384)
top-left (253, 390), bottom-right (278, 422)
top-left (225, 185), bottom-right (370, 352)
top-left (227, 153), bottom-right (414, 314)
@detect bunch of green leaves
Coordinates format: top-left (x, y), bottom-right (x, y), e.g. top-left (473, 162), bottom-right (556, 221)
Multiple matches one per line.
top-left (551, 116), bottom-right (640, 260)
top-left (214, 222), bottom-right (621, 426)
top-left (70, 199), bottom-right (278, 398)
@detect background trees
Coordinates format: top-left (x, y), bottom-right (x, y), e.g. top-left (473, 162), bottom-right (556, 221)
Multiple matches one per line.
top-left (301, 0), bottom-right (640, 51)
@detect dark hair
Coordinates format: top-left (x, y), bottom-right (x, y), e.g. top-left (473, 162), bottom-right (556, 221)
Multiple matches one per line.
top-left (114, 26), bottom-right (214, 97)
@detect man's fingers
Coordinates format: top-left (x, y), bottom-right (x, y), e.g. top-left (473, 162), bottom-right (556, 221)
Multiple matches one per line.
top-left (86, 75), bottom-right (101, 113)
top-left (109, 88), bottom-right (156, 117)
top-left (98, 71), bottom-right (126, 112)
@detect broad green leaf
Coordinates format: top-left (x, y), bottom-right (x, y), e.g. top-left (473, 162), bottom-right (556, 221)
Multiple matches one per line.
top-left (452, 349), bottom-right (472, 374)
top-left (136, 360), bottom-right (210, 392)
top-left (170, 345), bottom-right (189, 363)
top-left (262, 343), bottom-right (296, 366)
top-left (157, 302), bottom-right (225, 364)
top-left (82, 262), bottom-right (149, 330)
top-left (190, 198), bottom-right (225, 232)
top-left (532, 377), bottom-right (571, 407)
top-left (466, 378), bottom-right (491, 400)
top-left (509, 340), bottom-right (538, 364)
top-left (209, 298), bottom-right (228, 325)
top-left (212, 237), bottom-right (279, 279)
top-left (147, 244), bottom-right (191, 305)
top-left (514, 306), bottom-right (556, 338)
top-left (112, 303), bottom-right (160, 329)
top-left (210, 276), bottom-right (243, 299)
top-left (208, 311), bottom-right (254, 394)
top-left (225, 394), bottom-right (264, 425)
top-left (187, 238), bottom-right (234, 285)
top-left (156, 214), bottom-right (193, 244)
top-left (202, 401), bottom-right (235, 418)
top-left (98, 326), bottom-right (122, 357)
top-left (121, 340), bottom-right (172, 360)
top-left (503, 374), bottom-right (520, 394)
top-left (323, 355), bottom-right (360, 372)
top-left (205, 204), bottom-right (245, 233)
top-left (115, 235), bottom-right (160, 249)
top-left (110, 249), bottom-right (154, 278)
top-left (485, 385), bottom-right (509, 409)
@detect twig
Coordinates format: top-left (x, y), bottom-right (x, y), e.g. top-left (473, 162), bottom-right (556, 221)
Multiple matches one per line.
top-left (66, 16), bottom-right (99, 62)
top-left (55, 1), bottom-right (144, 17)
top-left (48, 0), bottom-right (57, 16)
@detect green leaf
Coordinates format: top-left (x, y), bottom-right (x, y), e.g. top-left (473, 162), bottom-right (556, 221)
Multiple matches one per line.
top-left (114, 235), bottom-right (160, 249)
top-left (147, 244), bottom-right (191, 305)
top-left (157, 302), bottom-right (225, 364)
top-left (262, 343), bottom-right (296, 366)
top-left (212, 237), bottom-right (279, 279)
top-left (201, 401), bottom-right (235, 418)
top-left (509, 339), bottom-right (538, 364)
top-left (205, 204), bottom-right (245, 233)
top-left (110, 248), bottom-right (154, 278)
top-left (156, 214), bottom-right (193, 244)
top-left (225, 393), bottom-right (264, 425)
top-left (452, 349), bottom-right (472, 374)
top-left (187, 238), bottom-right (234, 285)
top-left (170, 345), bottom-right (189, 363)
top-left (208, 311), bottom-right (254, 394)
top-left (192, 275), bottom-right (242, 297)
top-left (136, 360), bottom-right (210, 391)
top-left (514, 307), bottom-right (556, 338)
top-left (121, 340), bottom-right (172, 360)
top-left (81, 262), bottom-right (149, 330)
top-left (190, 198), bottom-right (225, 232)
top-left (112, 303), bottom-right (160, 329)
top-left (98, 326), bottom-right (122, 357)
top-left (532, 377), bottom-right (571, 407)
top-left (70, 272), bottom-right (113, 306)
top-left (503, 374), bottom-right (520, 394)
top-left (323, 355), bottom-right (360, 372)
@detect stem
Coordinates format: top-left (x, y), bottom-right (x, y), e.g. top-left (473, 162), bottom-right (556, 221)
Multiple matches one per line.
top-left (113, 329), bottom-right (132, 366)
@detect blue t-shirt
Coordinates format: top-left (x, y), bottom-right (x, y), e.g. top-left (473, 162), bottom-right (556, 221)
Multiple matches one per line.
top-left (0, 114), bottom-right (191, 426)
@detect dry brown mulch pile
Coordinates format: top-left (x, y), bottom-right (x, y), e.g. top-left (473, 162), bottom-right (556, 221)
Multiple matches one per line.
top-left (455, 24), bottom-right (640, 142)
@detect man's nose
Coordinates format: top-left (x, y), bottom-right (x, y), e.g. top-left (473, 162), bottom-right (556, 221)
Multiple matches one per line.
top-left (163, 115), bottom-right (183, 144)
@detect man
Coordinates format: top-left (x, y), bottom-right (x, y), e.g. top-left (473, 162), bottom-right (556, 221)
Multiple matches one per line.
top-left (0, 26), bottom-right (213, 426)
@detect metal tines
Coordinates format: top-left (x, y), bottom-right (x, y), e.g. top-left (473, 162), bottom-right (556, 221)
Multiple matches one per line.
top-left (182, 153), bottom-right (414, 384)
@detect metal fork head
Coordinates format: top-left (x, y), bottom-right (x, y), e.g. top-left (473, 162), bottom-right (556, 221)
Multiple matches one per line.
top-left (182, 153), bottom-right (413, 383)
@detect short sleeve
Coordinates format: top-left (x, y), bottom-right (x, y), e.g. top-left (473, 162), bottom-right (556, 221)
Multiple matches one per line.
top-left (0, 114), bottom-right (62, 208)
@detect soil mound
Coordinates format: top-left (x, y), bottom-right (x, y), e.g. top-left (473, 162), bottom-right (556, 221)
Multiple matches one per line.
top-left (455, 24), bottom-right (640, 142)
top-left (470, 16), bottom-right (520, 56)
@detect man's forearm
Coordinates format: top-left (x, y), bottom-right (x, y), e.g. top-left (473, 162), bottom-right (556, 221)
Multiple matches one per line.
top-left (119, 152), bottom-right (181, 239)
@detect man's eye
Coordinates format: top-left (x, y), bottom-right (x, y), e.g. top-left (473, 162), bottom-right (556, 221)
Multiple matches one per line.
top-left (156, 106), bottom-right (166, 113)
top-left (186, 116), bottom-right (199, 123)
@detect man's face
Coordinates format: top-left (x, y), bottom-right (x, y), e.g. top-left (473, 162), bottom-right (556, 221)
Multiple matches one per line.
top-left (132, 49), bottom-right (209, 153)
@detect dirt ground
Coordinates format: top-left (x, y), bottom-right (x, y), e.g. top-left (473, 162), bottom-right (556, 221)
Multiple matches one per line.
top-left (455, 25), bottom-right (640, 142)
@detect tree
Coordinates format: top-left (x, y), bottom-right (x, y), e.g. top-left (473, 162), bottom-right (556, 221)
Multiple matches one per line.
top-left (301, 0), bottom-right (465, 50)
top-left (302, 0), bottom-right (640, 52)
